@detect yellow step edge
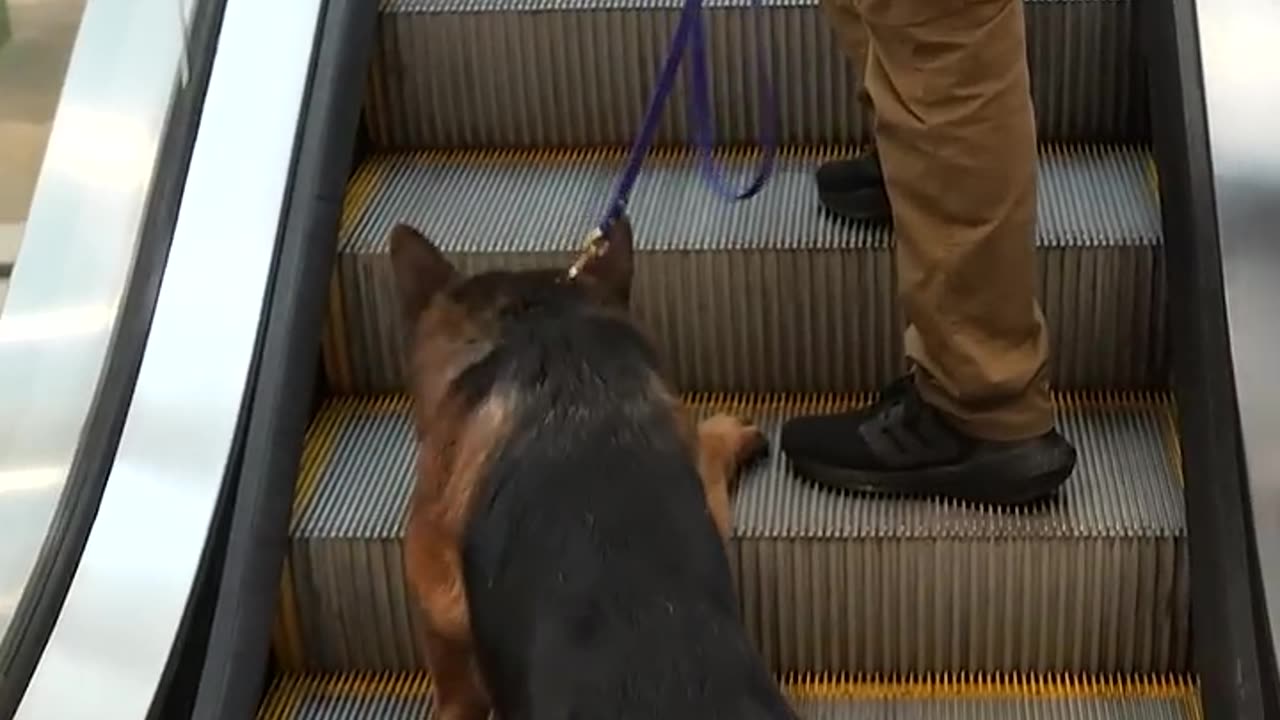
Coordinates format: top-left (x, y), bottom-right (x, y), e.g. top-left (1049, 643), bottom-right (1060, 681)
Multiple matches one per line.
top-left (257, 671), bottom-right (1200, 718)
top-left (372, 142), bottom-right (1148, 165)
top-left (307, 390), bottom-right (1174, 413)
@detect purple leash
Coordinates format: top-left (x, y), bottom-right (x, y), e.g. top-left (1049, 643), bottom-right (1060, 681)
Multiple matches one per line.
top-left (593, 0), bottom-right (780, 237)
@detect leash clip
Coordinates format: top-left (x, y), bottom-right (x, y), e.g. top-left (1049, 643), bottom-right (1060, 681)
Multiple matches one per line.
top-left (566, 226), bottom-right (609, 281)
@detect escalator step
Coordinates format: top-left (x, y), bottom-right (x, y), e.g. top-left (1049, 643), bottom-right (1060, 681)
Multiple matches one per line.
top-left (257, 672), bottom-right (1201, 719)
top-left (365, 0), bottom-right (1146, 148)
top-left (273, 393), bottom-right (1187, 677)
top-left (326, 145), bottom-right (1164, 396)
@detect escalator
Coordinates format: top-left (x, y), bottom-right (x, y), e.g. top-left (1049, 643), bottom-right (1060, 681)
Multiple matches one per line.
top-left (172, 0), bottom-right (1274, 717)
top-left (257, 0), bottom-right (1185, 715)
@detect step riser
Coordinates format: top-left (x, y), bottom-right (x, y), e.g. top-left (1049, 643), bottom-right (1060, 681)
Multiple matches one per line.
top-left (366, 1), bottom-right (1147, 150)
top-left (275, 536), bottom-right (1189, 675)
top-left (326, 147), bottom-right (1164, 396)
top-left (325, 245), bottom-right (1166, 395)
top-left (733, 537), bottom-right (1188, 674)
top-left (273, 395), bottom-right (1188, 677)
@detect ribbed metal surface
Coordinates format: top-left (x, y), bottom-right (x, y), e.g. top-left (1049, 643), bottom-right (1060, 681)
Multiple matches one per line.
top-left (257, 673), bottom-right (1201, 719)
top-left (272, 393), bottom-right (1189, 676)
top-left (364, 0), bottom-right (1146, 149)
top-left (324, 145), bottom-right (1165, 396)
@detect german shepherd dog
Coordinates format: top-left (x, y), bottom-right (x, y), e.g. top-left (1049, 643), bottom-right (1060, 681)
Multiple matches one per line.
top-left (389, 215), bottom-right (796, 720)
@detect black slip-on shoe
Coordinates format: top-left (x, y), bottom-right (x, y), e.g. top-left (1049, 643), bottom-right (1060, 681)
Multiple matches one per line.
top-left (780, 376), bottom-right (1078, 506)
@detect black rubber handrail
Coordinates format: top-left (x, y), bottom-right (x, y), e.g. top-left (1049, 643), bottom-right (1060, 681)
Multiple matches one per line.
top-left (1140, 1), bottom-right (1280, 717)
top-left (163, 0), bottom-right (379, 717)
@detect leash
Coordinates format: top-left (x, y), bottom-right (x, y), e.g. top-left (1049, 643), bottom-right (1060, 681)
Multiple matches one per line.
top-left (579, 0), bottom-right (779, 258)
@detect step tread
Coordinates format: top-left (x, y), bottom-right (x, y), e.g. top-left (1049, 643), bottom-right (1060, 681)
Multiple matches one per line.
top-left (259, 672), bottom-right (1200, 719)
top-left (339, 145), bottom-right (1159, 256)
top-left (291, 393), bottom-right (1184, 543)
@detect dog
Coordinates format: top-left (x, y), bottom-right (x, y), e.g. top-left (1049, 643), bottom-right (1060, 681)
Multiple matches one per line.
top-left (389, 215), bottom-right (796, 720)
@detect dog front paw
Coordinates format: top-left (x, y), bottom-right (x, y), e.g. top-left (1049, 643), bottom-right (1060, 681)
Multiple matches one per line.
top-left (699, 413), bottom-right (769, 479)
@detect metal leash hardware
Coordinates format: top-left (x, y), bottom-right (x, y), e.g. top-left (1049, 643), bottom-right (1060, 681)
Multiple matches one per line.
top-left (565, 226), bottom-right (609, 281)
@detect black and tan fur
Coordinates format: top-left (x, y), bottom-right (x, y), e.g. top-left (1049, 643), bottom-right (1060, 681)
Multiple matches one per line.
top-left (390, 216), bottom-right (794, 720)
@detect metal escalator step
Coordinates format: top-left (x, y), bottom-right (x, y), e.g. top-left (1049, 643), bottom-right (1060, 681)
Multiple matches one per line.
top-left (273, 393), bottom-right (1188, 677)
top-left (326, 145), bottom-right (1165, 396)
top-left (257, 672), bottom-right (1202, 719)
top-left (366, 0), bottom-right (1145, 149)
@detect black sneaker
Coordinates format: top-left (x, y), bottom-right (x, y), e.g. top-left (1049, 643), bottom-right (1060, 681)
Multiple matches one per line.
top-left (779, 376), bottom-right (1078, 506)
top-left (816, 146), bottom-right (892, 223)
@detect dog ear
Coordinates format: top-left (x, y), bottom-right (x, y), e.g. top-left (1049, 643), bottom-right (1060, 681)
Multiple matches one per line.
top-left (575, 213), bottom-right (634, 307)
top-left (389, 223), bottom-right (459, 324)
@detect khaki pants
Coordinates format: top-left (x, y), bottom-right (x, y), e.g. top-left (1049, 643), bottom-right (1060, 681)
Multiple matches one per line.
top-left (822, 0), bottom-right (1053, 441)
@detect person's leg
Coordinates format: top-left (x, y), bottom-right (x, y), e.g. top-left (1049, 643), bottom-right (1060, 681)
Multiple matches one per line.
top-left (782, 0), bottom-right (1077, 506)
top-left (814, 0), bottom-right (890, 223)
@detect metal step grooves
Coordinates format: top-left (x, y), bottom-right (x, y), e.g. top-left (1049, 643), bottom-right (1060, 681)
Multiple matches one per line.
top-left (365, 0), bottom-right (1146, 148)
top-left (257, 672), bottom-right (1202, 719)
top-left (272, 393), bottom-right (1188, 678)
top-left (325, 145), bottom-right (1165, 396)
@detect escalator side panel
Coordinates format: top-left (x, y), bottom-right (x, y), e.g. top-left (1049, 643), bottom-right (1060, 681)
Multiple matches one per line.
top-left (12, 0), bottom-right (326, 715)
top-left (1191, 0), bottom-right (1280, 715)
top-left (1140, 0), bottom-right (1280, 716)
top-left (186, 0), bottom-right (380, 717)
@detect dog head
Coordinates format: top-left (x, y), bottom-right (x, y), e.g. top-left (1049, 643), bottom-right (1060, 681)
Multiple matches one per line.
top-left (387, 216), bottom-right (636, 432)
